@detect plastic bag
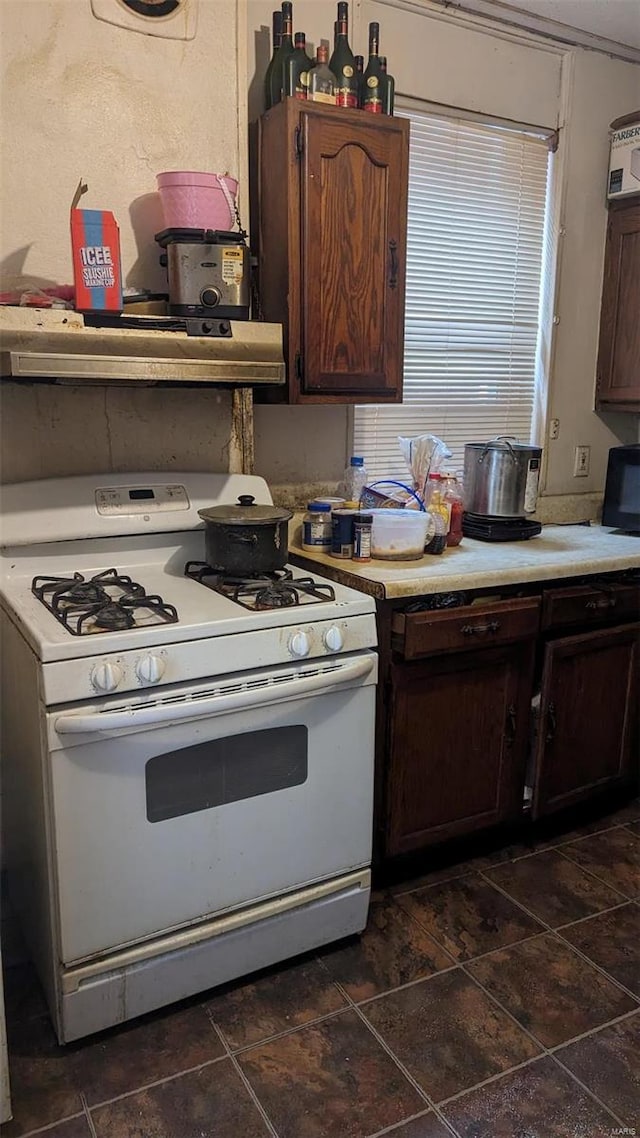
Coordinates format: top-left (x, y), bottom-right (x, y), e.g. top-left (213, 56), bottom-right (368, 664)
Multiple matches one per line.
top-left (398, 434), bottom-right (452, 500)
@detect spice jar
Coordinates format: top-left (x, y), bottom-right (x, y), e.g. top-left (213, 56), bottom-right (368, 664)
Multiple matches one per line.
top-left (352, 512), bottom-right (373, 562)
top-left (302, 500), bottom-right (332, 551)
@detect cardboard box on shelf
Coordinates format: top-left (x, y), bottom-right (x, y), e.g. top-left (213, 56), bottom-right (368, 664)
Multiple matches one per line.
top-left (607, 114), bottom-right (640, 199)
top-left (70, 179), bottom-right (122, 313)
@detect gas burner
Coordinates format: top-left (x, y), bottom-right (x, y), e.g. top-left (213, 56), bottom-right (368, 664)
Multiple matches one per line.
top-left (184, 562), bottom-right (336, 610)
top-left (32, 571), bottom-right (179, 636)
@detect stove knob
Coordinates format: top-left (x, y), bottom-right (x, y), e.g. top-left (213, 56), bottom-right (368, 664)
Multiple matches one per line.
top-left (201, 287), bottom-right (221, 308)
top-left (136, 654), bottom-right (166, 685)
top-left (289, 631), bottom-right (310, 658)
top-left (323, 625), bottom-right (344, 652)
top-left (91, 661), bottom-right (123, 693)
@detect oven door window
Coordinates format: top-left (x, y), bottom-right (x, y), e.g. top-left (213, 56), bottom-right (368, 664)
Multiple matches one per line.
top-left (145, 725), bottom-right (308, 822)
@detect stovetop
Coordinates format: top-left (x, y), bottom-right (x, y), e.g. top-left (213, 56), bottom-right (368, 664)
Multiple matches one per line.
top-left (32, 569), bottom-right (179, 636)
top-left (185, 564), bottom-right (336, 611)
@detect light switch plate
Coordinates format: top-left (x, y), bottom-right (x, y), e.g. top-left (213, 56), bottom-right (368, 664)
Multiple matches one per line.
top-left (90, 0), bottom-right (198, 41)
top-left (573, 445), bottom-right (590, 477)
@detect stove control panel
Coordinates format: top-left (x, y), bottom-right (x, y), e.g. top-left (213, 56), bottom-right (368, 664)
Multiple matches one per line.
top-left (95, 483), bottom-right (190, 516)
top-left (91, 661), bottom-right (123, 693)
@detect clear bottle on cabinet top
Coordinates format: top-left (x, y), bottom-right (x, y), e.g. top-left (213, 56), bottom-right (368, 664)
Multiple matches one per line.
top-left (344, 456), bottom-right (368, 506)
top-left (329, 2), bottom-right (358, 108)
top-left (307, 44), bottom-right (337, 104)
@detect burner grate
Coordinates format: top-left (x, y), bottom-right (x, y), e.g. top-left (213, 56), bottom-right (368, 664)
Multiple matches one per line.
top-left (184, 562), bottom-right (336, 610)
top-left (32, 569), bottom-right (179, 636)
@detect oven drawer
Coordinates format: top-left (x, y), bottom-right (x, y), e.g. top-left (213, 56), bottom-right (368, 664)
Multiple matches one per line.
top-left (391, 597), bottom-right (540, 660)
top-left (541, 583), bottom-right (640, 633)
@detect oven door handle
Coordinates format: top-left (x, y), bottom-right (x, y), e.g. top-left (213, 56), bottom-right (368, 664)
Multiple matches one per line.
top-left (53, 655), bottom-right (376, 736)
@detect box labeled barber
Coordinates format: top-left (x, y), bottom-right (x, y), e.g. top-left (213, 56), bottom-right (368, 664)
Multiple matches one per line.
top-left (608, 119), bottom-right (640, 199)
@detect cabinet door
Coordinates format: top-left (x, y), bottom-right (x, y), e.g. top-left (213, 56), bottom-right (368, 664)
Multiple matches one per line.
top-left (300, 110), bottom-right (409, 400)
top-left (596, 200), bottom-right (640, 411)
top-left (533, 623), bottom-right (639, 818)
top-left (386, 642), bottom-right (534, 856)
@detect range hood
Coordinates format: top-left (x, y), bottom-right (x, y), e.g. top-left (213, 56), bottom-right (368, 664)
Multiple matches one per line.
top-left (0, 307), bottom-right (285, 387)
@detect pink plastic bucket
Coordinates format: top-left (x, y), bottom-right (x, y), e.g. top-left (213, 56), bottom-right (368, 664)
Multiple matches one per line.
top-left (156, 171), bottom-right (238, 230)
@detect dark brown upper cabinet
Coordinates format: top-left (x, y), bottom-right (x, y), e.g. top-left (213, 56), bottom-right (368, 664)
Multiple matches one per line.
top-left (596, 197), bottom-right (640, 412)
top-left (254, 100), bottom-right (409, 403)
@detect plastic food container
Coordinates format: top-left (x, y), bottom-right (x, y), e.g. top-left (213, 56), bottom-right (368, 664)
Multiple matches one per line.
top-left (370, 509), bottom-right (433, 560)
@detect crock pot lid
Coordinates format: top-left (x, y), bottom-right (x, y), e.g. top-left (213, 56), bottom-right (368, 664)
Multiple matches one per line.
top-left (198, 497), bottom-right (293, 526)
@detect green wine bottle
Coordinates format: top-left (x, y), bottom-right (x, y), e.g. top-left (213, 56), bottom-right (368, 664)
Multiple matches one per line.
top-left (380, 56), bottom-right (395, 115)
top-left (355, 54), bottom-right (364, 108)
top-left (268, 1), bottom-right (295, 109)
top-left (286, 32), bottom-right (311, 99)
top-left (362, 22), bottom-right (384, 114)
top-left (329, 2), bottom-right (358, 108)
top-left (264, 10), bottom-right (283, 110)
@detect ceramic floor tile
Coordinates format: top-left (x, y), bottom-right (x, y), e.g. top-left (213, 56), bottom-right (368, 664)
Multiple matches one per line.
top-left (468, 932), bottom-right (637, 1048)
top-left (561, 827), bottom-right (640, 898)
top-left (362, 968), bottom-right (540, 1103)
top-left (560, 902), bottom-right (640, 996)
top-left (207, 954), bottom-right (348, 1051)
top-left (373, 1112), bottom-right (454, 1137)
top-left (3, 1014), bottom-right (84, 1137)
top-left (555, 1012), bottom-right (640, 1127)
top-left (239, 1007), bottom-right (424, 1138)
top-left (485, 847), bottom-right (625, 927)
top-left (441, 1055), bottom-right (617, 1138)
top-left (397, 874), bottom-right (543, 962)
top-left (72, 998), bottom-right (225, 1106)
top-left (91, 1058), bottom-right (269, 1138)
top-left (320, 895), bottom-right (453, 1001)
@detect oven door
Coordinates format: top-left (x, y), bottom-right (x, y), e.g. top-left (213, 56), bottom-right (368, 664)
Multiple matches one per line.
top-left (47, 651), bottom-right (377, 964)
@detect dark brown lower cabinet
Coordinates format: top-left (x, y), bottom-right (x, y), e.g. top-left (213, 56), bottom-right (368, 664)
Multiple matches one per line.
top-left (385, 604), bottom-right (538, 857)
top-left (532, 622), bottom-right (639, 818)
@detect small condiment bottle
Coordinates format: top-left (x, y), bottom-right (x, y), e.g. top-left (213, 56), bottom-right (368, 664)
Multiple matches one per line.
top-left (352, 512), bottom-right (373, 562)
top-left (443, 475), bottom-right (463, 547)
top-left (302, 500), bottom-right (332, 551)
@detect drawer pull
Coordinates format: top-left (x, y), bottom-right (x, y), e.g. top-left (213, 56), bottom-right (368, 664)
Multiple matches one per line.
top-left (545, 701), bottom-right (557, 744)
top-left (505, 703), bottom-right (517, 744)
top-left (461, 621), bottom-right (501, 636)
top-left (585, 598), bottom-right (616, 610)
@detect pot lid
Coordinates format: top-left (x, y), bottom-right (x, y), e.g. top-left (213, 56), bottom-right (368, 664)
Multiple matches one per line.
top-left (198, 495), bottom-right (293, 526)
top-left (466, 436), bottom-right (541, 453)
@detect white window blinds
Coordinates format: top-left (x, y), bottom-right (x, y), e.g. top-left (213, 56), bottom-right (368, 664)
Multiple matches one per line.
top-left (353, 106), bottom-right (551, 481)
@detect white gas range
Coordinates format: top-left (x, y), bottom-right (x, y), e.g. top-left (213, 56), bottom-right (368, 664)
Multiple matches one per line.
top-left (0, 471), bottom-right (377, 1043)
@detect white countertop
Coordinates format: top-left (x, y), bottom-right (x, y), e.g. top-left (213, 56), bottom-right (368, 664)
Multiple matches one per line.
top-left (290, 524), bottom-right (640, 599)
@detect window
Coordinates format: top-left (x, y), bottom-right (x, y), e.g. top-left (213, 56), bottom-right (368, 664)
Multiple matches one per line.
top-left (353, 105), bottom-right (553, 481)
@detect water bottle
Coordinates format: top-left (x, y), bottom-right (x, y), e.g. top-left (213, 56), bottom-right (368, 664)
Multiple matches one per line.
top-left (344, 456), bottom-right (367, 506)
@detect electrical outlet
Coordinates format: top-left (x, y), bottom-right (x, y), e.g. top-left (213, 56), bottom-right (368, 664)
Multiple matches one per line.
top-left (574, 445), bottom-right (590, 477)
top-left (549, 418), bottom-right (560, 440)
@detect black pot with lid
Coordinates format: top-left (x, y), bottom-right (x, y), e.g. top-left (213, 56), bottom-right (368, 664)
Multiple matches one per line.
top-left (198, 495), bottom-right (293, 575)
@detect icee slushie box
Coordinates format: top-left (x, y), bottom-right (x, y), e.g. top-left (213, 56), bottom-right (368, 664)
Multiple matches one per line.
top-left (70, 179), bottom-right (123, 313)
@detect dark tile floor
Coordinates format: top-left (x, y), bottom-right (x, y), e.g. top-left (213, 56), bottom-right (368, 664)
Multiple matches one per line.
top-left (3, 798), bottom-right (640, 1138)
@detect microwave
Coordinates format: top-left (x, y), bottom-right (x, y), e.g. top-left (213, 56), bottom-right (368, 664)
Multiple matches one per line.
top-left (602, 444), bottom-right (640, 532)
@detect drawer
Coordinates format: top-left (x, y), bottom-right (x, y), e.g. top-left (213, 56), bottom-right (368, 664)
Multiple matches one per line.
top-left (391, 597), bottom-right (540, 660)
top-left (541, 583), bottom-right (640, 633)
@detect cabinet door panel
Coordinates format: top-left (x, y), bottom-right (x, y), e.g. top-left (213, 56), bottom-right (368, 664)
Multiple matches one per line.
top-left (301, 113), bottom-right (407, 398)
top-left (387, 644), bottom-right (533, 856)
top-left (533, 623), bottom-right (639, 817)
top-left (596, 201), bottom-right (640, 410)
